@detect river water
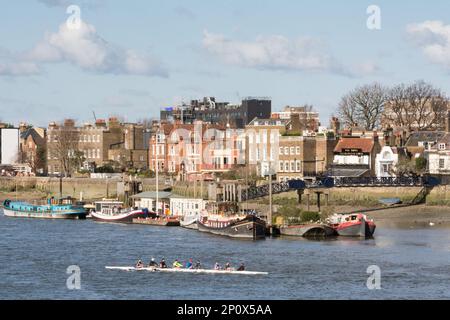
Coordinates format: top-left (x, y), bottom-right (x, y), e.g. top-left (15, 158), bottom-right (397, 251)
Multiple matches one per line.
top-left (1, 209), bottom-right (450, 300)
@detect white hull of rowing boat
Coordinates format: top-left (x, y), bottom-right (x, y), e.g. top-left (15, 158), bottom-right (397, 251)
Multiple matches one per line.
top-left (105, 266), bottom-right (268, 275)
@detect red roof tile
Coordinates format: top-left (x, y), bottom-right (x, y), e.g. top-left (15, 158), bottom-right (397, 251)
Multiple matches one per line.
top-left (334, 138), bottom-right (374, 153)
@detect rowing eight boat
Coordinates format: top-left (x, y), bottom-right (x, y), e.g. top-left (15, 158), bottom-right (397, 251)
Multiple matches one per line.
top-left (105, 266), bottom-right (268, 275)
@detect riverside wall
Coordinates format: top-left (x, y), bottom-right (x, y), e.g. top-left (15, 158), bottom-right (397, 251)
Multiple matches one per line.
top-left (1, 176), bottom-right (450, 205)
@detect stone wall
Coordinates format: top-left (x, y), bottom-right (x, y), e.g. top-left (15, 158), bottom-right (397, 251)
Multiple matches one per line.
top-left (0, 177), bottom-right (118, 200)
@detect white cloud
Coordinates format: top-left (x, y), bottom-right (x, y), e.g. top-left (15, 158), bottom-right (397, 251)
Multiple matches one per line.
top-left (203, 30), bottom-right (330, 71)
top-left (202, 30), bottom-right (379, 77)
top-left (22, 21), bottom-right (167, 77)
top-left (407, 20), bottom-right (450, 69)
top-left (0, 61), bottom-right (41, 76)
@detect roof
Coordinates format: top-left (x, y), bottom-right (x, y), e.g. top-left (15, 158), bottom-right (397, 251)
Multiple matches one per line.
top-left (20, 128), bottom-right (45, 146)
top-left (328, 165), bottom-right (370, 177)
top-left (437, 132), bottom-right (450, 145)
top-left (405, 131), bottom-right (446, 147)
top-left (130, 191), bottom-right (182, 199)
top-left (334, 137), bottom-right (374, 153)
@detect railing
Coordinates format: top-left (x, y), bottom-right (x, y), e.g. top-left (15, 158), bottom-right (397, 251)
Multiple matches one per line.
top-left (332, 176), bottom-right (424, 187)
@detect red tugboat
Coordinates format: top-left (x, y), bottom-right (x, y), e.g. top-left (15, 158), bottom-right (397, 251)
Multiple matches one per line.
top-left (327, 213), bottom-right (376, 237)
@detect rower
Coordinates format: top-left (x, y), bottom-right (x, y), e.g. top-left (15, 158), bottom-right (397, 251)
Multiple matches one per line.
top-left (173, 259), bottom-right (183, 268)
top-left (148, 257), bottom-right (158, 267)
top-left (135, 259), bottom-right (144, 269)
top-left (225, 262), bottom-right (232, 271)
top-left (214, 262), bottom-right (221, 270)
top-left (194, 260), bottom-right (201, 269)
top-left (160, 258), bottom-right (167, 268)
top-left (237, 263), bottom-right (245, 271)
top-left (185, 258), bottom-right (193, 269)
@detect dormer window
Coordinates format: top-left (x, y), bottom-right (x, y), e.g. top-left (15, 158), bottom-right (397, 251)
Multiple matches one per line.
top-left (439, 143), bottom-right (446, 150)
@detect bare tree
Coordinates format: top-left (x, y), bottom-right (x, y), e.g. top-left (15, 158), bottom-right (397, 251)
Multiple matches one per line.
top-left (338, 83), bottom-right (388, 130)
top-left (48, 121), bottom-right (80, 177)
top-left (386, 80), bottom-right (448, 131)
top-left (338, 94), bottom-right (359, 128)
top-left (22, 145), bottom-right (46, 174)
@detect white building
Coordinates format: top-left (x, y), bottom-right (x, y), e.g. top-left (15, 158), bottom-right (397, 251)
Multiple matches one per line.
top-left (375, 146), bottom-right (408, 178)
top-left (131, 191), bottom-right (174, 215)
top-left (170, 196), bottom-right (206, 217)
top-left (427, 133), bottom-right (450, 175)
top-left (131, 191), bottom-right (207, 217)
top-left (0, 127), bottom-right (20, 165)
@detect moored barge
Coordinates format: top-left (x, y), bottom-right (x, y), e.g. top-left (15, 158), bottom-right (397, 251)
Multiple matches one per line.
top-left (197, 214), bottom-right (266, 240)
top-left (2, 199), bottom-right (86, 219)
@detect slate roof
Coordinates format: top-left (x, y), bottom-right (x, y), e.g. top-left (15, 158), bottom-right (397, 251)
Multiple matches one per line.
top-left (405, 131), bottom-right (446, 147)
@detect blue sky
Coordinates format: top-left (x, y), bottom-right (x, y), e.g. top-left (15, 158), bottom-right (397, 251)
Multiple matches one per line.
top-left (1, 0), bottom-right (450, 127)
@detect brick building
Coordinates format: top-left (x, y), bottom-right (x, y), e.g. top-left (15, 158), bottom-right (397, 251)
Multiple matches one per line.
top-left (19, 123), bottom-right (46, 175)
top-left (47, 118), bottom-right (148, 176)
top-left (149, 121), bottom-right (245, 181)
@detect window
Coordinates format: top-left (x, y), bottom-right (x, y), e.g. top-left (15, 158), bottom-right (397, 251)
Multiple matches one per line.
top-left (284, 147), bottom-right (289, 155)
top-left (279, 161), bottom-right (284, 172)
top-left (290, 147), bottom-right (295, 155)
top-left (296, 146), bottom-right (300, 155)
top-left (270, 132), bottom-right (275, 143)
top-left (279, 147), bottom-right (284, 155)
top-left (285, 162), bottom-right (289, 171)
top-left (439, 159), bottom-right (445, 169)
top-left (439, 143), bottom-right (446, 150)
top-left (291, 161), bottom-right (295, 172)
top-left (296, 160), bottom-right (301, 172)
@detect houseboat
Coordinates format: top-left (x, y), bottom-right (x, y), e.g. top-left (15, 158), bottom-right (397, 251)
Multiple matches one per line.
top-left (90, 199), bottom-right (148, 223)
top-left (2, 199), bottom-right (86, 219)
top-left (280, 223), bottom-right (337, 237)
top-left (327, 213), bottom-right (376, 237)
top-left (197, 214), bottom-right (266, 240)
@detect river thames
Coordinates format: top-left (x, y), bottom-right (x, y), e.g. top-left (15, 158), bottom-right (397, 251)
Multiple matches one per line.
top-left (1, 210), bottom-right (450, 300)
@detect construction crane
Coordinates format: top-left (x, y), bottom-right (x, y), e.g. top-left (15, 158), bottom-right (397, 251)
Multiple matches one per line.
top-left (92, 111), bottom-right (97, 122)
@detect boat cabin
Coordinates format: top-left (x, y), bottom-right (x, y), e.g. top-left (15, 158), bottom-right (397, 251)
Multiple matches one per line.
top-left (94, 200), bottom-right (125, 215)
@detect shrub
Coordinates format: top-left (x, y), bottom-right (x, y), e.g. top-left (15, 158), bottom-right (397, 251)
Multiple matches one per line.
top-left (95, 165), bottom-right (115, 173)
top-left (301, 211), bottom-right (320, 222)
